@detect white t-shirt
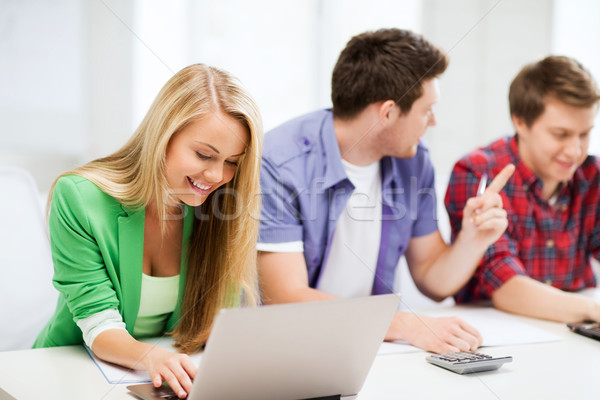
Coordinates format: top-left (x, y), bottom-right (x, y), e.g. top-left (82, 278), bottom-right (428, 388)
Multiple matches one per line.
top-left (257, 159), bottom-right (382, 298)
top-left (316, 159), bottom-right (382, 297)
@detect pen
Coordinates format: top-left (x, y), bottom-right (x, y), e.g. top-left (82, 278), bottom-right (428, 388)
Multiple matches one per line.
top-left (476, 173), bottom-right (488, 197)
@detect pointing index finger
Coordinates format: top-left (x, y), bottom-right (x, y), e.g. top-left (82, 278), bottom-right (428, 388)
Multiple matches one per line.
top-left (485, 163), bottom-right (515, 194)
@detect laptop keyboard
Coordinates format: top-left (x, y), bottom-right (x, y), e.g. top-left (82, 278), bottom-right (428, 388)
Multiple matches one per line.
top-left (152, 386), bottom-right (180, 399)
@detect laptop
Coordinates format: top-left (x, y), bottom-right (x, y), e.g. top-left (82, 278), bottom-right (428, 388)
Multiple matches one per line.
top-left (567, 321), bottom-right (600, 341)
top-left (128, 294), bottom-right (400, 400)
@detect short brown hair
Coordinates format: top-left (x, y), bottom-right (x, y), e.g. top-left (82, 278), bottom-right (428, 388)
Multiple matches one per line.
top-left (509, 55), bottom-right (600, 127)
top-left (331, 28), bottom-right (448, 119)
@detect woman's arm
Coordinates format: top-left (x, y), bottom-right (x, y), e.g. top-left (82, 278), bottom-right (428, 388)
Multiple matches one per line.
top-left (92, 329), bottom-right (196, 399)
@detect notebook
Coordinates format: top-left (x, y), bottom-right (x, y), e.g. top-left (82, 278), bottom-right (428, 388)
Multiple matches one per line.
top-left (128, 294), bottom-right (400, 400)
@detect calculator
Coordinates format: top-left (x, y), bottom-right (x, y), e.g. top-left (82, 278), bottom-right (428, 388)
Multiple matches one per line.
top-left (426, 351), bottom-right (513, 374)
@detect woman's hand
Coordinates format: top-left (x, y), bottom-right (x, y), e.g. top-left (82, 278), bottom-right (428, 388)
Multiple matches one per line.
top-left (91, 329), bottom-right (197, 399)
top-left (143, 346), bottom-right (197, 399)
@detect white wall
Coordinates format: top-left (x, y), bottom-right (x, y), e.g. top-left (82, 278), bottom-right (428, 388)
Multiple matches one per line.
top-left (0, 0), bottom-right (423, 193)
top-left (184, 0), bottom-right (422, 133)
top-left (552, 0), bottom-right (600, 155)
top-left (0, 0), bottom-right (86, 192)
top-left (2, 0), bottom-right (600, 198)
top-left (0, 1), bottom-right (85, 154)
top-left (132, 0), bottom-right (188, 131)
top-left (422, 0), bottom-right (554, 189)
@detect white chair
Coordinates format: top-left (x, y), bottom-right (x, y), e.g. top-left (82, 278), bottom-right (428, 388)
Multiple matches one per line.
top-left (0, 166), bottom-right (57, 351)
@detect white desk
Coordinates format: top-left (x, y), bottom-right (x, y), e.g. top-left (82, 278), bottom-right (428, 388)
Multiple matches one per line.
top-left (360, 312), bottom-right (599, 400)
top-left (1, 307), bottom-right (599, 400)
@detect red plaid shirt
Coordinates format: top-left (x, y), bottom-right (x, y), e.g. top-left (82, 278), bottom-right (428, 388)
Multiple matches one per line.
top-left (444, 135), bottom-right (600, 303)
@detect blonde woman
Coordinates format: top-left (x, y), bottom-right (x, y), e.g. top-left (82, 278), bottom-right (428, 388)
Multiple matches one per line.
top-left (33, 64), bottom-right (262, 398)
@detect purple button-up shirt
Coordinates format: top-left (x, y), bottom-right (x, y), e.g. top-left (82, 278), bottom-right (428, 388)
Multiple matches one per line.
top-left (258, 109), bottom-right (439, 294)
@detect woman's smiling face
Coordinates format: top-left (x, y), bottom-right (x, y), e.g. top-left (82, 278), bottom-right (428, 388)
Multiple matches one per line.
top-left (165, 111), bottom-right (249, 207)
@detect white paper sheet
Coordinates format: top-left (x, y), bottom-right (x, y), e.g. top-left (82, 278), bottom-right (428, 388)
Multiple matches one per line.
top-left (86, 336), bottom-right (203, 384)
top-left (377, 307), bottom-right (561, 355)
top-left (378, 341), bottom-right (422, 355)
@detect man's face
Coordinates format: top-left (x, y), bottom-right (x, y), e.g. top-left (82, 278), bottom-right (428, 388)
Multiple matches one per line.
top-left (516, 96), bottom-right (597, 193)
top-left (380, 78), bottom-right (439, 159)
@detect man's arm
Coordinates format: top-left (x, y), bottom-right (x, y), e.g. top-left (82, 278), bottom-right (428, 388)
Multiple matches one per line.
top-left (258, 252), bottom-right (335, 304)
top-left (406, 164), bottom-right (515, 299)
top-left (492, 275), bottom-right (600, 322)
top-left (258, 251), bottom-right (481, 353)
top-left (404, 230), bottom-right (472, 300)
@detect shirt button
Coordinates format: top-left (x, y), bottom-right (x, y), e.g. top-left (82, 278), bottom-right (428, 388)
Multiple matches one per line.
top-left (560, 204), bottom-right (568, 211)
top-left (546, 239), bottom-right (554, 248)
top-left (545, 279), bottom-right (553, 285)
top-left (522, 184), bottom-right (528, 191)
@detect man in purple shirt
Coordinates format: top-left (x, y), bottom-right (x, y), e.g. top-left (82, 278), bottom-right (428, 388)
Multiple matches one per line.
top-left (258, 28), bottom-right (513, 354)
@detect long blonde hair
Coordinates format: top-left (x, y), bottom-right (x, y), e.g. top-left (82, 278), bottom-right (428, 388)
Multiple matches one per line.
top-left (51, 64), bottom-right (263, 352)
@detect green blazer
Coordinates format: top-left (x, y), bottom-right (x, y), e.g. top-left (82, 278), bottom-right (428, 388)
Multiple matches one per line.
top-left (33, 175), bottom-right (194, 348)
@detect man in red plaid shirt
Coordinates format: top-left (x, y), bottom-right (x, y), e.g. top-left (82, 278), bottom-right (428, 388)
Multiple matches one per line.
top-left (445, 55), bottom-right (600, 323)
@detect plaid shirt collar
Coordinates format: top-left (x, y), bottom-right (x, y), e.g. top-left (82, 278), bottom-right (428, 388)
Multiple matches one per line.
top-left (508, 134), bottom-right (578, 203)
